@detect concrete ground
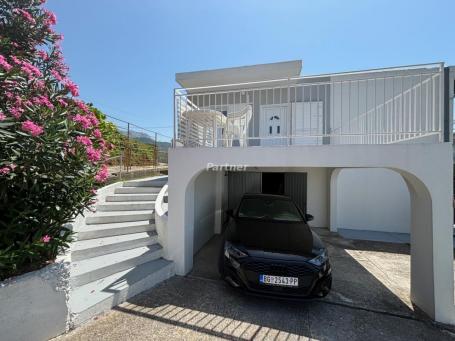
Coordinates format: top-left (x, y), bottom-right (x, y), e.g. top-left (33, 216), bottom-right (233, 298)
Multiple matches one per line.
top-left (56, 228), bottom-right (455, 341)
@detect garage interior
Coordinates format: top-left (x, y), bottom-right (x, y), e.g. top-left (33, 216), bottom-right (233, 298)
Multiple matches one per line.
top-left (189, 168), bottom-right (421, 321)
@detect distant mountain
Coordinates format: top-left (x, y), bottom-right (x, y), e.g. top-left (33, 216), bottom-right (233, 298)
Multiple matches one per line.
top-left (120, 130), bottom-right (171, 148)
top-left (120, 130), bottom-right (171, 162)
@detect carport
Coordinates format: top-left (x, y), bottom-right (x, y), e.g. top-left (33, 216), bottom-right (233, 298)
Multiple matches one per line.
top-left (167, 143), bottom-right (455, 324)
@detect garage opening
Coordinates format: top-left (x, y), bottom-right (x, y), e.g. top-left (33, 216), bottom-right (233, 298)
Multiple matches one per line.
top-left (191, 168), bottom-right (416, 316)
top-left (262, 172), bottom-right (284, 195)
top-left (227, 171), bottom-right (307, 214)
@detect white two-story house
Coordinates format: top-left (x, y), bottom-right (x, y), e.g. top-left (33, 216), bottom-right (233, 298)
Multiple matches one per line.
top-left (166, 60), bottom-right (455, 324)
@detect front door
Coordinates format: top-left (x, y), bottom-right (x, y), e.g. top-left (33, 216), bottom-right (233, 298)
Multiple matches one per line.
top-left (260, 105), bottom-right (287, 146)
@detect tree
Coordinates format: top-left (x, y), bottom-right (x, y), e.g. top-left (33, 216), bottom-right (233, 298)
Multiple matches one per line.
top-left (0, 0), bottom-right (109, 279)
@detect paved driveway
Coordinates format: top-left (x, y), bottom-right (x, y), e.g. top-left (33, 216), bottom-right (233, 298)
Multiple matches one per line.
top-left (56, 229), bottom-right (455, 340)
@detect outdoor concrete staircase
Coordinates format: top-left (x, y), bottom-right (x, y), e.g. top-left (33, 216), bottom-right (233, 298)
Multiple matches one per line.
top-left (69, 177), bottom-right (174, 326)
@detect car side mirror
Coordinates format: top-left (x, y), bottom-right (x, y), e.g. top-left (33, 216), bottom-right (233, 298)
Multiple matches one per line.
top-left (305, 214), bottom-right (314, 222)
top-left (226, 209), bottom-right (234, 217)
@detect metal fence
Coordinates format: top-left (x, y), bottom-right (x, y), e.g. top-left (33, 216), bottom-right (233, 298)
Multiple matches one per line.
top-left (174, 63), bottom-right (445, 147)
top-left (103, 115), bottom-right (171, 180)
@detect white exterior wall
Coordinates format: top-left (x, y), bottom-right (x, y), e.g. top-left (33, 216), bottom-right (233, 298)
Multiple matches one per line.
top-left (306, 168), bottom-right (329, 228)
top-left (337, 168), bottom-right (410, 233)
top-left (193, 171), bottom-right (217, 254)
top-left (193, 171), bottom-right (224, 254)
top-left (0, 259), bottom-right (70, 341)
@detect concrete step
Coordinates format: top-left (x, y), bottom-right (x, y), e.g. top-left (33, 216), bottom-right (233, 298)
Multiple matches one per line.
top-left (123, 179), bottom-right (167, 187)
top-left (71, 244), bottom-right (163, 288)
top-left (85, 210), bottom-right (154, 225)
top-left (106, 194), bottom-right (158, 202)
top-left (70, 258), bottom-right (174, 327)
top-left (76, 221), bottom-right (156, 240)
top-left (72, 231), bottom-right (159, 261)
top-left (115, 187), bottom-right (161, 194)
top-left (96, 201), bottom-right (155, 212)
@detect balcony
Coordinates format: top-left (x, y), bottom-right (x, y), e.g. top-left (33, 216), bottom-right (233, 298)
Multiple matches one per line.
top-left (174, 63), bottom-right (448, 147)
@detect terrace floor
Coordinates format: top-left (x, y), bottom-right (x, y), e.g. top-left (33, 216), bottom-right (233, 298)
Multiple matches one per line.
top-left (55, 228), bottom-right (455, 340)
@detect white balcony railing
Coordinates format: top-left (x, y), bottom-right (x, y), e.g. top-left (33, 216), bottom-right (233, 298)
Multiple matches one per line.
top-left (174, 63), bottom-right (446, 147)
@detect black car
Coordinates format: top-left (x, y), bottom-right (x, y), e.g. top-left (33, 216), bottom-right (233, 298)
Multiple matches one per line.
top-left (219, 193), bottom-right (332, 298)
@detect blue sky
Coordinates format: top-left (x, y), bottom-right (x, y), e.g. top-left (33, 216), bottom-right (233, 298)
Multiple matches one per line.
top-left (47, 0), bottom-right (455, 140)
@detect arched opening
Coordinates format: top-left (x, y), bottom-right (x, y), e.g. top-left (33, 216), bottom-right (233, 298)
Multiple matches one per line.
top-left (331, 167), bottom-right (454, 322)
top-left (168, 162), bottom-right (454, 324)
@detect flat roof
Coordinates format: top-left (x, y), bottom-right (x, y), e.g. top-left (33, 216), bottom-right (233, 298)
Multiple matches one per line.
top-left (176, 60), bottom-right (302, 89)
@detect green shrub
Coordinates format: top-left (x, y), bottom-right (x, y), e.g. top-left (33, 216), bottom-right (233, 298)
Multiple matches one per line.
top-left (0, 0), bottom-right (110, 280)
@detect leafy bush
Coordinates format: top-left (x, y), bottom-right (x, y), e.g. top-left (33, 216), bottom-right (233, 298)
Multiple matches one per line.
top-left (0, 0), bottom-right (110, 280)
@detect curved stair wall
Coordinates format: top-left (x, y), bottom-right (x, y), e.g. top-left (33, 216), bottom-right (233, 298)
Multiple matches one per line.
top-left (154, 184), bottom-right (169, 258)
top-left (68, 176), bottom-right (174, 327)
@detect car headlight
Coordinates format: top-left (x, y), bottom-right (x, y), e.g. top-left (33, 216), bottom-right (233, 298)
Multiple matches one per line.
top-left (224, 242), bottom-right (248, 259)
top-left (308, 249), bottom-right (328, 266)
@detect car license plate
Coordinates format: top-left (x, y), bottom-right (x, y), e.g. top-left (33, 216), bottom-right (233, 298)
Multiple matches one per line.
top-left (259, 274), bottom-right (299, 287)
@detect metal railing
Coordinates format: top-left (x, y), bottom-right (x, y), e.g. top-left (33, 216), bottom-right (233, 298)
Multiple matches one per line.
top-left (103, 114), bottom-right (171, 178)
top-left (174, 63), bottom-right (445, 147)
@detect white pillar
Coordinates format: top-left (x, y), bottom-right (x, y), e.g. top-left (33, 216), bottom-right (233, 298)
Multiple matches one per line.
top-left (329, 168), bottom-right (342, 232)
top-left (167, 154), bottom-right (196, 275)
top-left (214, 171), bottom-right (224, 234)
top-left (401, 168), bottom-right (455, 324)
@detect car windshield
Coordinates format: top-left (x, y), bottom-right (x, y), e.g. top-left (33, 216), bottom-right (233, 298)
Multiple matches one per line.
top-left (237, 197), bottom-right (303, 222)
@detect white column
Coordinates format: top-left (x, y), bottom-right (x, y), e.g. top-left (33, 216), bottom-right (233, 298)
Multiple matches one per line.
top-left (214, 171), bottom-right (224, 234)
top-left (401, 167), bottom-right (455, 324)
top-left (167, 153), bottom-right (196, 275)
top-left (329, 168), bottom-right (342, 232)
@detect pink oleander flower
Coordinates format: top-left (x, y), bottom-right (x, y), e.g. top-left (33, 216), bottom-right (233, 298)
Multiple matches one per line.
top-left (87, 114), bottom-right (99, 127)
top-left (98, 139), bottom-right (107, 150)
top-left (36, 50), bottom-right (49, 61)
top-left (0, 55), bottom-right (12, 71)
top-left (44, 10), bottom-right (57, 26)
top-left (86, 146), bottom-right (101, 163)
top-left (13, 9), bottom-right (36, 24)
top-left (76, 135), bottom-right (92, 146)
top-left (9, 163), bottom-right (17, 170)
top-left (63, 78), bottom-right (79, 97)
top-left (32, 95), bottom-right (53, 109)
top-left (72, 113), bottom-right (92, 129)
top-left (10, 106), bottom-right (24, 119)
top-left (93, 129), bottom-right (102, 139)
top-left (5, 91), bottom-right (13, 99)
top-left (41, 235), bottom-right (51, 243)
top-left (74, 99), bottom-right (89, 113)
top-left (33, 79), bottom-right (45, 91)
top-left (14, 95), bottom-right (22, 106)
top-left (10, 56), bottom-right (21, 65)
top-left (21, 120), bottom-right (44, 136)
top-left (51, 69), bottom-right (63, 81)
top-left (0, 166), bottom-right (11, 175)
top-left (20, 61), bottom-right (42, 79)
top-left (95, 164), bottom-right (109, 182)
top-left (0, 112), bottom-right (5, 121)
top-left (57, 98), bottom-right (68, 107)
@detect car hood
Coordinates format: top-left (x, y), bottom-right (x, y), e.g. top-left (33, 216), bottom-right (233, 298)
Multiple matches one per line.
top-left (226, 218), bottom-right (323, 258)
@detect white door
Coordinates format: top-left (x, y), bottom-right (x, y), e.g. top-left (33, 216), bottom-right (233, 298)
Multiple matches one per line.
top-left (260, 105), bottom-right (288, 146)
